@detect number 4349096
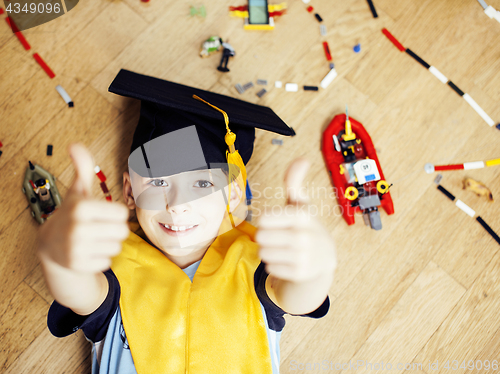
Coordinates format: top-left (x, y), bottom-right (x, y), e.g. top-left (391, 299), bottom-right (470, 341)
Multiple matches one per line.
top-left (442, 360), bottom-right (498, 370)
top-left (6, 2), bottom-right (61, 14)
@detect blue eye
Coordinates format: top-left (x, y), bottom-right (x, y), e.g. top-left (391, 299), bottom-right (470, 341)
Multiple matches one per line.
top-left (148, 179), bottom-right (168, 187)
top-left (195, 180), bottom-right (213, 188)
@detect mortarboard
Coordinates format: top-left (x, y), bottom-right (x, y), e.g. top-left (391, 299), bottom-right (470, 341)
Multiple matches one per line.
top-left (108, 69), bottom-right (295, 215)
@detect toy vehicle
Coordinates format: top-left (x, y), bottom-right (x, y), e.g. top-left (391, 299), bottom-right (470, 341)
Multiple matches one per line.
top-left (322, 110), bottom-right (394, 230)
top-left (22, 161), bottom-right (62, 224)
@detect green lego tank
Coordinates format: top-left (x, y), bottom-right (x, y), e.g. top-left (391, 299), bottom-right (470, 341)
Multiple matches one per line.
top-left (22, 161), bottom-right (62, 224)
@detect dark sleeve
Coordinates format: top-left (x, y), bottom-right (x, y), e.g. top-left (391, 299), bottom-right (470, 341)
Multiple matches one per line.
top-left (47, 269), bottom-right (121, 343)
top-left (254, 262), bottom-right (330, 333)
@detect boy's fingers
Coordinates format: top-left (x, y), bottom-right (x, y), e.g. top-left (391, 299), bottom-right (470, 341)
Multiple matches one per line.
top-left (284, 158), bottom-right (310, 206)
top-left (259, 246), bottom-right (297, 264)
top-left (258, 208), bottom-right (313, 228)
top-left (74, 222), bottom-right (130, 241)
top-left (74, 201), bottom-right (129, 222)
top-left (68, 143), bottom-right (95, 198)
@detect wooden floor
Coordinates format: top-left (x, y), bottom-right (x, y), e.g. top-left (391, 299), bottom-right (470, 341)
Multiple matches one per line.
top-left (1, 0), bottom-right (500, 372)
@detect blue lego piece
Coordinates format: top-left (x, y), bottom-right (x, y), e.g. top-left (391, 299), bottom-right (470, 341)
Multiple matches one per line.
top-left (353, 44), bottom-right (361, 53)
top-left (245, 180), bottom-right (253, 205)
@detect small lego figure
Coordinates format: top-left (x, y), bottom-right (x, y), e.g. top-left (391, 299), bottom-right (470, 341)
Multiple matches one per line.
top-left (33, 178), bottom-right (51, 202)
top-left (217, 42), bottom-right (235, 72)
top-left (199, 36), bottom-right (223, 58)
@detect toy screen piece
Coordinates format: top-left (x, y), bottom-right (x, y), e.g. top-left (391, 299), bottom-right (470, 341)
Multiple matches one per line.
top-left (248, 0), bottom-right (269, 24)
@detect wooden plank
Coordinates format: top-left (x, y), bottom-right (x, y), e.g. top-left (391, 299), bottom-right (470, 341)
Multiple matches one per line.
top-left (350, 261), bottom-right (465, 374)
top-left (415, 250), bottom-right (500, 374)
top-left (0, 282), bottom-right (49, 371)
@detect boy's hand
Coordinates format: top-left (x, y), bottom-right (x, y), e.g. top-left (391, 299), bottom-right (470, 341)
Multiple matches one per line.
top-left (256, 158), bottom-right (337, 283)
top-left (37, 144), bottom-right (129, 274)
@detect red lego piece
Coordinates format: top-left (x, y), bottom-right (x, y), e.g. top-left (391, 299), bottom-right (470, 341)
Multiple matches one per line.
top-left (435, 164), bottom-right (465, 171)
top-left (381, 28), bottom-right (406, 52)
top-left (105, 195), bottom-right (112, 201)
top-left (33, 53), bottom-right (55, 78)
top-left (5, 17), bottom-right (31, 50)
top-left (0, 141), bottom-right (3, 147)
top-left (100, 181), bottom-right (109, 194)
top-left (0, 8), bottom-right (4, 15)
top-left (269, 10), bottom-right (286, 17)
top-left (306, 5), bottom-right (314, 12)
top-left (322, 41), bottom-right (332, 61)
top-left (94, 165), bottom-right (107, 183)
top-left (229, 5), bottom-right (248, 11)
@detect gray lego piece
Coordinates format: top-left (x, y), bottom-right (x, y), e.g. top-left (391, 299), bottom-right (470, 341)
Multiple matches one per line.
top-left (320, 25), bottom-right (327, 36)
top-left (243, 82), bottom-right (254, 91)
top-left (256, 88), bottom-right (267, 98)
top-left (434, 174), bottom-right (443, 185)
top-left (358, 194), bottom-right (381, 210)
top-left (257, 79), bottom-right (268, 85)
top-left (477, 0), bottom-right (488, 9)
top-left (235, 83), bottom-right (245, 94)
top-left (271, 138), bottom-right (283, 145)
top-left (369, 210), bottom-right (382, 230)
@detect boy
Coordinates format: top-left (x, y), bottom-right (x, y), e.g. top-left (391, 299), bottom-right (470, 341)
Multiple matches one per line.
top-left (38, 70), bottom-right (337, 373)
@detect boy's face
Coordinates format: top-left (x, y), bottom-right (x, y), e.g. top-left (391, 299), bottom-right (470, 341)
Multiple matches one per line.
top-left (123, 168), bottom-right (243, 266)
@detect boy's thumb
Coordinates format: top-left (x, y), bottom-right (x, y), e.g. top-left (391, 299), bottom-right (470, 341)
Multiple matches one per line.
top-left (68, 143), bottom-right (95, 198)
top-left (284, 158), bottom-right (310, 206)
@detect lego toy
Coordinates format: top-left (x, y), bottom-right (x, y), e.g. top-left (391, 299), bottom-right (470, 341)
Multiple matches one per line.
top-left (366, 0), bottom-right (378, 18)
top-left (275, 81), bottom-right (282, 88)
top-left (320, 68), bottom-right (337, 88)
top-left (257, 79), bottom-right (267, 85)
top-left (477, 0), bottom-right (500, 23)
top-left (229, 1), bottom-right (287, 30)
top-left (56, 85), bottom-right (74, 107)
top-left (256, 88), bottom-right (267, 97)
top-left (243, 81), bottom-right (254, 90)
top-left (314, 13), bottom-right (323, 22)
top-left (217, 42), bottom-right (235, 72)
top-left (47, 145), bottom-right (53, 156)
top-left (322, 41), bottom-right (332, 61)
top-left (189, 5), bottom-right (206, 18)
top-left (235, 83), bottom-right (245, 94)
top-left (322, 107), bottom-right (394, 230)
top-left (463, 177), bottom-right (493, 201)
top-left (424, 157), bottom-right (500, 173)
top-left (285, 83), bottom-right (298, 92)
top-left (353, 43), bottom-right (361, 53)
top-left (320, 25), bottom-right (327, 36)
top-left (199, 36), bottom-right (223, 58)
top-left (304, 85), bottom-right (318, 91)
top-left (271, 138), bottom-right (283, 145)
top-left (33, 53), bottom-right (55, 78)
top-left (435, 180), bottom-right (500, 245)
top-left (5, 17), bottom-right (31, 50)
top-left (22, 161), bottom-right (62, 224)
top-left (382, 28), bottom-right (496, 128)
top-left (94, 165), bottom-right (107, 183)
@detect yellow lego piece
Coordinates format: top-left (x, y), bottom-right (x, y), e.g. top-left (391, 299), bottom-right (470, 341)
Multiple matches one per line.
top-left (230, 10), bottom-right (249, 18)
top-left (268, 2), bottom-right (287, 11)
top-left (244, 17), bottom-right (275, 30)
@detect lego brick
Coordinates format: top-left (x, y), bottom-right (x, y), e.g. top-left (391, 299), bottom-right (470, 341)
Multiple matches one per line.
top-left (359, 195), bottom-right (381, 210)
top-left (447, 81), bottom-right (464, 97)
top-left (235, 83), bottom-right (245, 94)
top-left (381, 28), bottom-right (405, 52)
top-left (477, 0), bottom-right (488, 9)
top-left (429, 66), bottom-right (448, 84)
top-left (320, 68), bottom-right (338, 88)
top-left (366, 0), bottom-right (378, 18)
top-left (322, 41), bottom-right (332, 61)
top-left (94, 165), bottom-right (107, 183)
top-left (463, 93), bottom-right (495, 126)
top-left (405, 48), bottom-right (430, 69)
top-left (302, 0), bottom-right (310, 3)
top-left (33, 53), bottom-right (55, 79)
top-left (0, 141), bottom-right (3, 147)
top-left (275, 81), bottom-right (282, 88)
top-left (285, 83), bottom-right (298, 92)
top-left (455, 199), bottom-right (476, 218)
top-left (484, 5), bottom-right (497, 18)
top-left (271, 138), bottom-right (283, 145)
top-left (303, 85), bottom-right (319, 91)
top-left (307, 6), bottom-right (313, 12)
top-left (314, 13), bottom-right (323, 22)
top-left (437, 185), bottom-right (455, 201)
top-left (256, 79), bottom-right (268, 85)
top-left (242, 82), bottom-right (254, 91)
top-left (100, 182), bottom-right (109, 194)
top-left (256, 88), bottom-right (267, 98)
top-left (434, 174), bottom-right (443, 185)
top-left (320, 25), bottom-right (327, 36)
top-left (435, 164), bottom-right (464, 171)
top-left (353, 44), bottom-right (361, 53)
top-left (476, 216), bottom-right (500, 245)
top-left (46, 145), bottom-right (53, 156)
top-left (56, 85), bottom-right (74, 107)
top-left (5, 17), bottom-right (31, 50)
top-left (0, 8), bottom-right (4, 15)
top-left (463, 161), bottom-right (485, 170)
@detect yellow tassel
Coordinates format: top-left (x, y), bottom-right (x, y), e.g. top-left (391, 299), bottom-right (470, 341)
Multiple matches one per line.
top-left (193, 95), bottom-right (247, 221)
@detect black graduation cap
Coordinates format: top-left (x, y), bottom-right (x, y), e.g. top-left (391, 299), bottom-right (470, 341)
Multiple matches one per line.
top-left (108, 69), bottom-right (295, 180)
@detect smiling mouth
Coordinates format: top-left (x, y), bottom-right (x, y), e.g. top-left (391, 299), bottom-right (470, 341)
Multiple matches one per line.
top-left (159, 222), bottom-right (199, 236)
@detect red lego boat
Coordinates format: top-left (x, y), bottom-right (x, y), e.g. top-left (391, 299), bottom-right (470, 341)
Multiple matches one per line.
top-left (322, 111), bottom-right (394, 230)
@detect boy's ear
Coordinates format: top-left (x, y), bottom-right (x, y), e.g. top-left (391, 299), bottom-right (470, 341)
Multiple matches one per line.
top-left (228, 179), bottom-right (244, 213)
top-left (123, 171), bottom-right (136, 210)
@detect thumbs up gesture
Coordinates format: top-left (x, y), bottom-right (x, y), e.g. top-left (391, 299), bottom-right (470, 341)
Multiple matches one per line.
top-left (37, 144), bottom-right (129, 274)
top-left (256, 158), bottom-right (337, 284)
